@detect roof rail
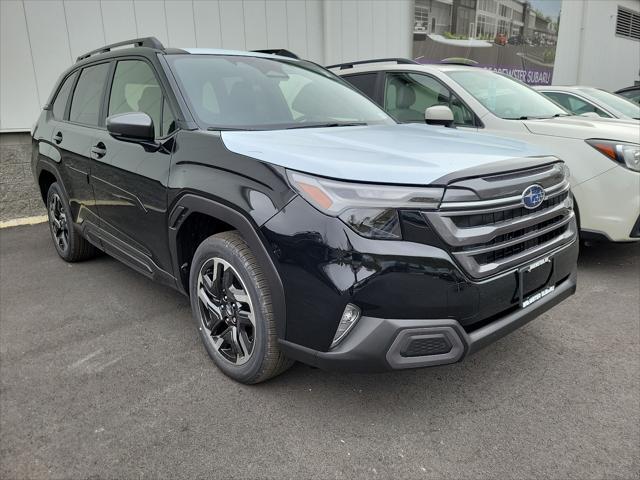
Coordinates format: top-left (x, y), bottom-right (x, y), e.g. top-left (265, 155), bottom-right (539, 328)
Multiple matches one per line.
top-left (251, 49), bottom-right (300, 59)
top-left (326, 58), bottom-right (419, 70)
top-left (76, 37), bottom-right (165, 62)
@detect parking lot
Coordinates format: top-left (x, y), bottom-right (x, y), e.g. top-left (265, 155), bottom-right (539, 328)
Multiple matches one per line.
top-left (1, 223), bottom-right (638, 479)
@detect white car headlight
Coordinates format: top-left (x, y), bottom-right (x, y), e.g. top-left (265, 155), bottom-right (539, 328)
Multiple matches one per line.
top-left (286, 170), bottom-right (444, 239)
top-left (586, 139), bottom-right (640, 172)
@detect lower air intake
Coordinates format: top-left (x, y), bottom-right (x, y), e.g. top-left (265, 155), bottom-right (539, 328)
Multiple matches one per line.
top-left (401, 335), bottom-right (452, 357)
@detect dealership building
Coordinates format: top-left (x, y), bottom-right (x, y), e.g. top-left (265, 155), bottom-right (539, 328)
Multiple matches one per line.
top-left (0, 0), bottom-right (638, 222)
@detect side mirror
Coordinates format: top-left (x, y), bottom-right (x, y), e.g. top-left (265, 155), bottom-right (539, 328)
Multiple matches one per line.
top-left (425, 105), bottom-right (455, 128)
top-left (579, 112), bottom-right (600, 118)
top-left (107, 112), bottom-right (155, 143)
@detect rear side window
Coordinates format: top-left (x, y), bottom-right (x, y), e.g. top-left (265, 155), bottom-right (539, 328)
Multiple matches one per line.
top-left (108, 60), bottom-right (175, 138)
top-left (343, 73), bottom-right (378, 99)
top-left (69, 63), bottom-right (110, 126)
top-left (52, 71), bottom-right (78, 120)
top-left (543, 92), bottom-right (610, 118)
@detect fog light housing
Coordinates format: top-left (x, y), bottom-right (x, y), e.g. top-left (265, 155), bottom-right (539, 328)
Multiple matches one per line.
top-left (330, 303), bottom-right (361, 348)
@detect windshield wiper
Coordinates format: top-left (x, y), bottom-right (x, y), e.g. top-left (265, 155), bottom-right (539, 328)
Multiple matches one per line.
top-left (285, 122), bottom-right (368, 129)
top-left (505, 114), bottom-right (568, 120)
top-left (206, 126), bottom-right (258, 131)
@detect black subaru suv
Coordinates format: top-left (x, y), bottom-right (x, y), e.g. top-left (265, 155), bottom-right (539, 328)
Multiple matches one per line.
top-left (32, 38), bottom-right (578, 383)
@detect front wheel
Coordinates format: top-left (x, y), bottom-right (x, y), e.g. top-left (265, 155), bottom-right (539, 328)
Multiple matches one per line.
top-left (189, 231), bottom-right (292, 384)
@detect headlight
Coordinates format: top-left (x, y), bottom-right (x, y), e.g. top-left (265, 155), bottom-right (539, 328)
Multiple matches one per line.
top-left (287, 171), bottom-right (444, 239)
top-left (586, 139), bottom-right (640, 172)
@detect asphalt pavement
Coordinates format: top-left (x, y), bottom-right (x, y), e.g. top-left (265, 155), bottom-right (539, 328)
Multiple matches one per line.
top-left (1, 223), bottom-right (638, 480)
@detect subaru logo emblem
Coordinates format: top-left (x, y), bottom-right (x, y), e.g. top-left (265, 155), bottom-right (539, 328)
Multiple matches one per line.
top-left (522, 184), bottom-right (545, 210)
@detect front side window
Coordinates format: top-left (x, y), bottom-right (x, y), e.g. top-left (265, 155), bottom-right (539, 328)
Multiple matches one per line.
top-left (543, 92), bottom-right (610, 118)
top-left (166, 55), bottom-right (393, 130)
top-left (69, 63), bottom-right (110, 126)
top-left (108, 60), bottom-right (176, 138)
top-left (52, 71), bottom-right (78, 120)
top-left (384, 72), bottom-right (476, 126)
top-left (447, 69), bottom-right (568, 120)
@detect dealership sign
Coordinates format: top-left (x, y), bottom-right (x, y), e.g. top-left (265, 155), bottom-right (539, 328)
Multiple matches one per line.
top-left (413, 0), bottom-right (561, 86)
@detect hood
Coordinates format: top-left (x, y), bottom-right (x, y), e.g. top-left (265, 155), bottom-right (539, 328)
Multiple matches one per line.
top-left (220, 123), bottom-right (551, 185)
top-left (524, 116), bottom-right (640, 141)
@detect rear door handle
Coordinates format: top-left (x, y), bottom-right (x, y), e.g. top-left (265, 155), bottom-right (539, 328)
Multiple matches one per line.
top-left (90, 142), bottom-right (107, 159)
top-left (53, 132), bottom-right (63, 144)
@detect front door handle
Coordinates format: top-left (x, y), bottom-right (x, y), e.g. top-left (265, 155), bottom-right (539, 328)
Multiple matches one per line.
top-left (90, 142), bottom-right (107, 159)
top-left (53, 132), bottom-right (63, 144)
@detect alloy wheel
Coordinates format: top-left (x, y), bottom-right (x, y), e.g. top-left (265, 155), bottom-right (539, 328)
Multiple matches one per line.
top-left (48, 192), bottom-right (69, 254)
top-left (196, 258), bottom-right (256, 365)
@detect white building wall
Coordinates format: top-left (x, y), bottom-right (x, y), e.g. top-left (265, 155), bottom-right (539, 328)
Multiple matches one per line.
top-left (0, 0), bottom-right (412, 132)
top-left (553, 0), bottom-right (640, 91)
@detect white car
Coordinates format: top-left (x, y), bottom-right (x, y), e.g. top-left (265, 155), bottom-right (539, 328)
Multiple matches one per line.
top-left (534, 85), bottom-right (640, 120)
top-left (331, 60), bottom-right (640, 242)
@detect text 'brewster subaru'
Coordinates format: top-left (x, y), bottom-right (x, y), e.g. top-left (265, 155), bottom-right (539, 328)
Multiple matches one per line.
top-left (32, 38), bottom-right (578, 383)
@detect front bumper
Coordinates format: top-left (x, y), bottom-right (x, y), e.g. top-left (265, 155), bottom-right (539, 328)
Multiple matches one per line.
top-left (279, 269), bottom-right (577, 372)
top-left (263, 195), bottom-right (579, 365)
top-left (573, 165), bottom-right (640, 242)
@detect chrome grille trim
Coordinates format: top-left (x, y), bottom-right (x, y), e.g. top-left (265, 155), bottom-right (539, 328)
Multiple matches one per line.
top-left (426, 171), bottom-right (576, 279)
top-left (452, 221), bottom-right (576, 278)
top-left (439, 180), bottom-right (570, 211)
top-left (424, 193), bottom-right (572, 247)
top-left (455, 212), bottom-right (574, 255)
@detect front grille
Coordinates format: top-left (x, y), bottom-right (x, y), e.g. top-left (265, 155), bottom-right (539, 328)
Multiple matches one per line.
top-left (473, 224), bottom-right (569, 265)
top-left (425, 165), bottom-right (577, 279)
top-left (451, 191), bottom-right (569, 229)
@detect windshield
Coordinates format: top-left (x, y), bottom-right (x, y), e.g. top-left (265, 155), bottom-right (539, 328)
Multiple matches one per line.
top-left (579, 88), bottom-right (640, 119)
top-left (166, 55), bottom-right (394, 130)
top-left (446, 69), bottom-right (568, 120)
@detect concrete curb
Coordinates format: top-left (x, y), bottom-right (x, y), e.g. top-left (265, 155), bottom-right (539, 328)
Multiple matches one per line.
top-left (0, 215), bottom-right (48, 229)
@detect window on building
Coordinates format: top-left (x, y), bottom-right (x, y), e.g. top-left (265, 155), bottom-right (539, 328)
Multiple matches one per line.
top-left (414, 0), bottom-right (429, 32)
top-left (478, 0), bottom-right (495, 14)
top-left (108, 60), bottom-right (176, 138)
top-left (69, 63), bottom-right (110, 126)
top-left (384, 72), bottom-right (476, 126)
top-left (52, 71), bottom-right (78, 120)
top-left (477, 14), bottom-right (497, 38)
top-left (616, 6), bottom-right (640, 40)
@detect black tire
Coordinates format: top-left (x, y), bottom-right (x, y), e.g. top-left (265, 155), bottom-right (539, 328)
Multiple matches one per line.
top-left (46, 182), bottom-right (97, 262)
top-left (189, 231), bottom-right (293, 384)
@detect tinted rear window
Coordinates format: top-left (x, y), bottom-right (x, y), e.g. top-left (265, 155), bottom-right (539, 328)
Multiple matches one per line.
top-left (52, 71), bottom-right (78, 120)
top-left (69, 63), bottom-right (110, 126)
top-left (344, 73), bottom-right (378, 98)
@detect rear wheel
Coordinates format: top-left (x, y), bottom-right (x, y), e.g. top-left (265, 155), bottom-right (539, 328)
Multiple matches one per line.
top-left (46, 182), bottom-right (97, 262)
top-left (189, 231), bottom-right (292, 384)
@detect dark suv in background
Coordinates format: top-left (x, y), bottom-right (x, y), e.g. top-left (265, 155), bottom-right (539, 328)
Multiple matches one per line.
top-left (32, 38), bottom-right (578, 383)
